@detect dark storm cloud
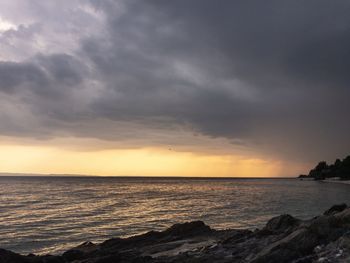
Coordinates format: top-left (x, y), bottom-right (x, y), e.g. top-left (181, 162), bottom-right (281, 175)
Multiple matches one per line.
top-left (148, 0), bottom-right (350, 88)
top-left (1, 0), bottom-right (350, 162)
top-left (0, 61), bottom-right (47, 93)
top-left (0, 53), bottom-right (88, 138)
top-left (0, 54), bottom-right (83, 97)
top-left (80, 0), bottom-right (350, 161)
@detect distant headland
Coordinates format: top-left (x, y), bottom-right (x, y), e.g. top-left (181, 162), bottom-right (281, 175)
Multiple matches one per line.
top-left (299, 155), bottom-right (350, 180)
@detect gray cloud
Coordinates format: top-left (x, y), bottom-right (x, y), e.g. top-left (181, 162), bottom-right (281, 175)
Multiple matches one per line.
top-left (0, 54), bottom-right (84, 98)
top-left (0, 0), bottom-right (350, 164)
top-left (0, 61), bottom-right (47, 94)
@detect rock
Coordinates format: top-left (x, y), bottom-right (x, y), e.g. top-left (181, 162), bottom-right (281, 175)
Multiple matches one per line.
top-left (333, 208), bottom-right (350, 227)
top-left (36, 255), bottom-right (64, 263)
top-left (62, 241), bottom-right (97, 261)
top-left (162, 221), bottom-right (212, 238)
top-left (62, 249), bottom-right (85, 261)
top-left (89, 253), bottom-right (121, 263)
top-left (324, 204), bottom-right (348, 216)
top-left (260, 214), bottom-right (300, 235)
top-left (0, 248), bottom-right (29, 263)
top-left (222, 229), bottom-right (252, 244)
top-left (101, 221), bottom-right (212, 251)
top-left (0, 249), bottom-right (64, 263)
top-left (250, 228), bottom-right (319, 263)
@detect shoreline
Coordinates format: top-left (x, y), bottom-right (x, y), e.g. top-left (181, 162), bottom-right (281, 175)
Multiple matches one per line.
top-left (2, 204), bottom-right (350, 262)
top-left (299, 177), bottom-right (350, 185)
top-left (321, 179), bottom-right (350, 185)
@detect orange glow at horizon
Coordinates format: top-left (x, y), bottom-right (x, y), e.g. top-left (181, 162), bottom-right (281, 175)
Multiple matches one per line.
top-left (0, 144), bottom-right (303, 177)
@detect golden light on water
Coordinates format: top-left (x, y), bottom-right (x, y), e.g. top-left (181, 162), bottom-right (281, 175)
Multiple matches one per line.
top-left (0, 144), bottom-right (296, 177)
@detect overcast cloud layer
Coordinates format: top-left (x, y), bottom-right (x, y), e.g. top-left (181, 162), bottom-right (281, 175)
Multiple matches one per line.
top-left (0, 0), bottom-right (350, 163)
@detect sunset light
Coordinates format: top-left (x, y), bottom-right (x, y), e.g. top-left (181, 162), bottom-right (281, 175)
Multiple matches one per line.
top-left (0, 143), bottom-right (293, 177)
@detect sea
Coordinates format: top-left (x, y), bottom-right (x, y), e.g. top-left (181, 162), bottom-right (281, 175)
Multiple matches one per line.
top-left (0, 176), bottom-right (349, 255)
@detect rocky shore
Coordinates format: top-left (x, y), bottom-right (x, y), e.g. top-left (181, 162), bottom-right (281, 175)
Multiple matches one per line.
top-left (2, 204), bottom-right (350, 262)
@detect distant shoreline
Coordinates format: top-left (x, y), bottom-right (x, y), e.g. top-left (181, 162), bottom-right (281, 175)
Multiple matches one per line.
top-left (321, 179), bottom-right (350, 185)
top-left (299, 177), bottom-right (350, 185)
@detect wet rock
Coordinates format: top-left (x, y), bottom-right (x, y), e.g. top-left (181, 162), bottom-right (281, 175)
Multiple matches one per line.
top-left (163, 221), bottom-right (212, 238)
top-left (249, 228), bottom-right (319, 263)
top-left (311, 233), bottom-right (350, 262)
top-left (0, 249), bottom-right (64, 263)
top-left (36, 255), bottom-right (64, 263)
top-left (62, 249), bottom-right (85, 261)
top-left (101, 221), bottom-right (213, 252)
top-left (90, 252), bottom-right (121, 263)
top-left (0, 248), bottom-right (29, 263)
top-left (324, 204), bottom-right (348, 216)
top-left (260, 214), bottom-right (300, 235)
top-left (222, 229), bottom-right (252, 244)
top-left (62, 241), bottom-right (97, 261)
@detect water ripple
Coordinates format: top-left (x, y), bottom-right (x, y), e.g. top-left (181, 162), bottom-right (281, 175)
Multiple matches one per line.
top-left (0, 177), bottom-right (350, 255)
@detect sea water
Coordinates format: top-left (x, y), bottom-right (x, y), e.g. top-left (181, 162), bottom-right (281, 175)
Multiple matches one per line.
top-left (0, 176), bottom-right (349, 254)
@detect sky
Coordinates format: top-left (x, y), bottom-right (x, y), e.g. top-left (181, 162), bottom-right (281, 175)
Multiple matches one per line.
top-left (0, 0), bottom-right (349, 177)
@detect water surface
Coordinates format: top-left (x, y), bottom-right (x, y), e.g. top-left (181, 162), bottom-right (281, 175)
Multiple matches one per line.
top-left (0, 176), bottom-right (349, 254)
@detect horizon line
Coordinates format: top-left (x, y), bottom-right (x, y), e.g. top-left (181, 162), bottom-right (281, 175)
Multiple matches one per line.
top-left (0, 172), bottom-right (296, 179)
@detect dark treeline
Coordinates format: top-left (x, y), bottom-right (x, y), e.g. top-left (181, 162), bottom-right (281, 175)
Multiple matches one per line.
top-left (299, 155), bottom-right (350, 180)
